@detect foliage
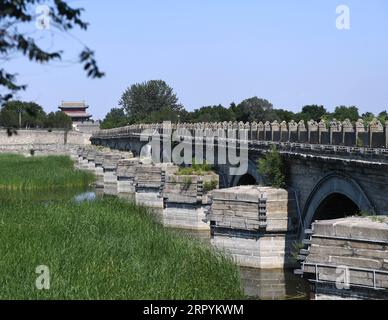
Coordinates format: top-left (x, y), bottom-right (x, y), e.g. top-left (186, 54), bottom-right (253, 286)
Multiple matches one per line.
top-left (44, 111), bottom-right (72, 130)
top-left (257, 145), bottom-right (285, 188)
top-left (177, 160), bottom-right (214, 176)
top-left (189, 105), bottom-right (235, 123)
top-left (232, 97), bottom-right (279, 123)
top-left (0, 155), bottom-right (243, 299)
top-left (0, 0), bottom-right (104, 103)
top-left (100, 108), bottom-right (128, 129)
top-left (273, 109), bottom-right (296, 123)
top-left (119, 80), bottom-right (183, 124)
top-left (0, 154), bottom-right (94, 190)
top-left (0, 100), bottom-right (72, 129)
top-left (203, 179), bottom-right (218, 192)
top-left (297, 105), bottom-right (327, 122)
top-left (0, 100), bottom-right (46, 128)
top-left (332, 106), bottom-right (360, 122)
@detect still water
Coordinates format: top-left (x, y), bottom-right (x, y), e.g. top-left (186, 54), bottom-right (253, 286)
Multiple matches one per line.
top-left (171, 229), bottom-right (310, 300)
top-left (2, 187), bottom-right (309, 300)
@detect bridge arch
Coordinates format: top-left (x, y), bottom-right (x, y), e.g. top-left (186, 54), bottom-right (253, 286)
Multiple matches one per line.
top-left (302, 172), bottom-right (375, 236)
top-left (231, 159), bottom-right (264, 187)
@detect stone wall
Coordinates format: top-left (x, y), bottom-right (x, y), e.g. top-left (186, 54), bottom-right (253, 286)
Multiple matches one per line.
top-left (0, 130), bottom-right (91, 146)
top-left (286, 155), bottom-right (388, 219)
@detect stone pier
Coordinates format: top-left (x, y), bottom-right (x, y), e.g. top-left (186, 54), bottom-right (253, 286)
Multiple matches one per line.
top-left (162, 172), bottom-right (219, 230)
top-left (208, 186), bottom-right (298, 269)
top-left (296, 217), bottom-right (388, 300)
top-left (135, 163), bottom-right (178, 215)
top-left (102, 153), bottom-right (123, 195)
top-left (116, 158), bottom-right (139, 201)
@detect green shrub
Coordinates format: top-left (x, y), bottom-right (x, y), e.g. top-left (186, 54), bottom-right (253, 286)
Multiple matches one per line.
top-left (257, 145), bottom-right (285, 188)
top-left (203, 179), bottom-right (218, 192)
top-left (177, 159), bottom-right (214, 176)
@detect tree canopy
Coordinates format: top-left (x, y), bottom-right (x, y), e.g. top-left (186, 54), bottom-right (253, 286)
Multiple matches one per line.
top-left (101, 80), bottom-right (386, 129)
top-left (0, 0), bottom-right (104, 103)
top-left (119, 80), bottom-right (183, 124)
top-left (100, 108), bottom-right (128, 129)
top-left (0, 100), bottom-right (72, 129)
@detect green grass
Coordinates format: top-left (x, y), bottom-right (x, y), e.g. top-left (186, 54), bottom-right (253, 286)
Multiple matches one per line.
top-left (0, 155), bottom-right (243, 300)
top-left (0, 154), bottom-right (94, 190)
top-left (0, 198), bottom-right (243, 299)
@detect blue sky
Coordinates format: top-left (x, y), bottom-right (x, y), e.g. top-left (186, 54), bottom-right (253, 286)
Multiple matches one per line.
top-left (6, 0), bottom-right (388, 119)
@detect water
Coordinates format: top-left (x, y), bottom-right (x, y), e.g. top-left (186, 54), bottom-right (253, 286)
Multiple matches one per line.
top-left (170, 228), bottom-right (310, 300)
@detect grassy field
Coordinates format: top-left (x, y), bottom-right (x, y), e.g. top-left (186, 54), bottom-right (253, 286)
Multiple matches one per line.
top-left (0, 155), bottom-right (243, 299)
top-left (0, 154), bottom-right (94, 190)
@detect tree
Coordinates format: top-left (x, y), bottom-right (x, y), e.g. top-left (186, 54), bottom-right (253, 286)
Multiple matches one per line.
top-left (100, 108), bottom-right (128, 129)
top-left (299, 105), bottom-right (327, 122)
top-left (44, 111), bottom-right (72, 129)
top-left (0, 0), bottom-right (104, 103)
top-left (332, 106), bottom-right (359, 122)
top-left (273, 109), bottom-right (297, 122)
top-left (257, 145), bottom-right (285, 188)
top-left (119, 80), bottom-right (183, 124)
top-left (233, 97), bottom-right (278, 122)
top-left (378, 110), bottom-right (388, 123)
top-left (0, 100), bottom-right (46, 128)
top-left (189, 105), bottom-right (235, 123)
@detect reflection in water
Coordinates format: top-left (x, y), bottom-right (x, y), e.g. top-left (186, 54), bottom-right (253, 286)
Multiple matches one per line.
top-left (240, 267), bottom-right (309, 300)
top-left (73, 191), bottom-right (96, 203)
top-left (171, 228), bottom-right (309, 300)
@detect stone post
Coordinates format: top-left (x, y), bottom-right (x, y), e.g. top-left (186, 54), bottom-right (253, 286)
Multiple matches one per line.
top-left (271, 120), bottom-right (280, 141)
top-left (280, 121), bottom-right (288, 142)
top-left (297, 120), bottom-right (306, 142)
top-left (318, 120), bottom-right (327, 145)
top-left (341, 119), bottom-right (354, 146)
top-left (329, 119), bottom-right (340, 145)
top-left (307, 120), bottom-right (318, 144)
top-left (369, 118), bottom-right (383, 148)
top-left (288, 120), bottom-right (297, 142)
top-left (251, 122), bottom-right (258, 140)
top-left (257, 122), bottom-right (264, 140)
top-left (355, 119), bottom-right (365, 147)
top-left (386, 121), bottom-right (388, 149)
top-left (264, 121), bottom-right (271, 141)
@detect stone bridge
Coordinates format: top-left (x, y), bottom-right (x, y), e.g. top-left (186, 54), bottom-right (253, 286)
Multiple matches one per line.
top-left (91, 119), bottom-right (388, 234)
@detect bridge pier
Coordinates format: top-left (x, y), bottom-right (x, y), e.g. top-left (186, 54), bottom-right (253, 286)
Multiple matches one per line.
top-left (296, 217), bottom-right (388, 300)
top-left (208, 186), bottom-right (298, 269)
top-left (162, 172), bottom-right (219, 230)
top-left (116, 158), bottom-right (139, 201)
top-left (102, 153), bottom-right (124, 196)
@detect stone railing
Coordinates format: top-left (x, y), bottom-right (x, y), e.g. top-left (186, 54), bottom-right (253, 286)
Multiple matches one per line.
top-left (92, 119), bottom-right (388, 149)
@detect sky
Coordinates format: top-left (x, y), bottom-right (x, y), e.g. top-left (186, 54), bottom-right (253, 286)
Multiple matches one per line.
top-left (4, 0), bottom-right (388, 120)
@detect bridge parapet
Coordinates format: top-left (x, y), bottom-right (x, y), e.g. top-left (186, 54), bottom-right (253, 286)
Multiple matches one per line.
top-left (92, 118), bottom-right (388, 149)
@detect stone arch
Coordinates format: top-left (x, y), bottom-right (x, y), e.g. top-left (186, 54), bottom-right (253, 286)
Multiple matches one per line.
top-left (231, 159), bottom-right (264, 187)
top-left (302, 171), bottom-right (375, 236)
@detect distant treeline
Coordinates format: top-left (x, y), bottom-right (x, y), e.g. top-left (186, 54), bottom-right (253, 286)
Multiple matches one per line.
top-left (0, 101), bottom-right (72, 129)
top-left (100, 80), bottom-right (388, 129)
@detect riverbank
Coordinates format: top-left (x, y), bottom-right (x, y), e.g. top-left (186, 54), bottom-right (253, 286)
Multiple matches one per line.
top-left (0, 155), bottom-right (243, 299)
